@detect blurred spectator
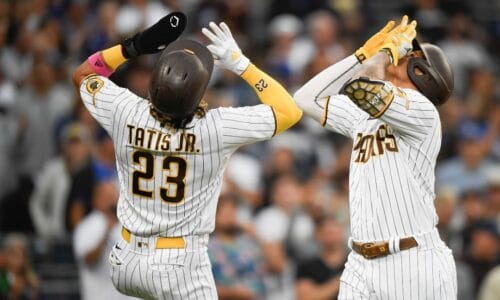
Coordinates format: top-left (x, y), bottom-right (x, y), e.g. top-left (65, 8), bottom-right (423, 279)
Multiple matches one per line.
top-left (438, 13), bottom-right (493, 96)
top-left (402, 0), bottom-right (448, 42)
top-left (456, 190), bottom-right (487, 257)
top-left (254, 174), bottom-right (315, 300)
top-left (478, 266), bottom-right (500, 300)
top-left (265, 14), bottom-right (303, 86)
top-left (0, 234), bottom-right (39, 300)
top-left (29, 122), bottom-right (94, 241)
top-left (269, 0), bottom-right (326, 19)
top-left (464, 221), bottom-right (500, 294)
top-left (80, 1), bottom-right (120, 60)
top-left (209, 194), bottom-right (266, 300)
top-left (92, 129), bottom-right (117, 183)
top-left (435, 188), bottom-right (458, 244)
top-left (295, 216), bottom-right (346, 300)
top-left (61, 0), bottom-right (91, 62)
top-left (73, 181), bottom-right (124, 300)
top-left (484, 168), bottom-right (500, 232)
top-left (14, 58), bottom-right (73, 181)
top-left (115, 0), bottom-right (170, 37)
top-left (0, 26), bottom-right (33, 84)
top-left (123, 60), bottom-right (152, 98)
top-left (0, 70), bottom-right (19, 200)
top-left (288, 10), bottom-right (347, 78)
top-left (225, 153), bottom-right (264, 211)
top-left (436, 121), bottom-right (493, 195)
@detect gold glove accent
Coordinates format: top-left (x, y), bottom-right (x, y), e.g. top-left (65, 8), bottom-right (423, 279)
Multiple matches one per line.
top-left (355, 20), bottom-right (396, 63)
top-left (343, 77), bottom-right (394, 118)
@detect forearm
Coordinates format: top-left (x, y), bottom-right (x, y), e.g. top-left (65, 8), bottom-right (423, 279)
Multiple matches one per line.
top-left (241, 64), bottom-right (302, 135)
top-left (352, 51), bottom-right (391, 80)
top-left (72, 45), bottom-right (128, 87)
top-left (73, 12), bottom-right (186, 87)
top-left (295, 54), bottom-right (360, 101)
top-left (217, 286), bottom-right (255, 300)
top-left (293, 54), bottom-right (360, 122)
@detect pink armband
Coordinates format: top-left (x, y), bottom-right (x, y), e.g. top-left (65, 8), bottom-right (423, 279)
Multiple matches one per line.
top-left (87, 52), bottom-right (114, 77)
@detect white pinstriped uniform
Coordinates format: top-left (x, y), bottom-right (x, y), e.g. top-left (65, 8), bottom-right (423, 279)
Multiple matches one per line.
top-left (80, 75), bottom-right (276, 299)
top-left (294, 55), bottom-right (457, 299)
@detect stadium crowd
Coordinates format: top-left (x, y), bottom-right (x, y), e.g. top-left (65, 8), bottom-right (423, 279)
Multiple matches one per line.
top-left (0, 0), bottom-right (498, 299)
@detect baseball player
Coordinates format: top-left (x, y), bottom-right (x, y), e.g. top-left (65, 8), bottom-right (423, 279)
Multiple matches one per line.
top-left (72, 13), bottom-right (302, 299)
top-left (294, 16), bottom-right (457, 299)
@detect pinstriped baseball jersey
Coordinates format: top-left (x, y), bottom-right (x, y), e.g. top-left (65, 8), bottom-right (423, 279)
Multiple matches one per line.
top-left (79, 75), bottom-right (276, 237)
top-left (322, 87), bottom-right (440, 242)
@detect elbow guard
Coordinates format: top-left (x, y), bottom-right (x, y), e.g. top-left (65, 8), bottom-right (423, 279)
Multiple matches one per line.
top-left (342, 77), bottom-right (394, 118)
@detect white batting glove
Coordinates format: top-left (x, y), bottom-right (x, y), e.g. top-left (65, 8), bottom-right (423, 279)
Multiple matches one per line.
top-left (202, 22), bottom-right (250, 75)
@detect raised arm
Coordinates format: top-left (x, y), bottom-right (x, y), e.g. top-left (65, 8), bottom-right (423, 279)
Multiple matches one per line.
top-left (293, 20), bottom-right (400, 124)
top-left (202, 22), bottom-right (302, 135)
top-left (72, 12), bottom-right (187, 87)
top-left (341, 18), bottom-right (441, 143)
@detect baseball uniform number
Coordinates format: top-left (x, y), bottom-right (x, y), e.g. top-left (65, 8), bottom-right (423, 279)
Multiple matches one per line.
top-left (131, 150), bottom-right (187, 203)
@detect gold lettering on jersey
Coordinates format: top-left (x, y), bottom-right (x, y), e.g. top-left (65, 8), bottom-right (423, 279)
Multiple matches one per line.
top-left (174, 133), bottom-right (196, 153)
top-left (353, 124), bottom-right (399, 163)
top-left (127, 124), bottom-right (199, 153)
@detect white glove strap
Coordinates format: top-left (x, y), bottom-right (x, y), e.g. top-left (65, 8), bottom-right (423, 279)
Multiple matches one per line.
top-left (232, 53), bottom-right (250, 75)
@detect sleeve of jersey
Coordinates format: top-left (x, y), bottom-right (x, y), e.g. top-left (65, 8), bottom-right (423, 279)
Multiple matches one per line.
top-left (218, 105), bottom-right (276, 152)
top-left (320, 94), bottom-right (364, 139)
top-left (79, 74), bottom-right (129, 133)
top-left (342, 78), bottom-right (439, 143)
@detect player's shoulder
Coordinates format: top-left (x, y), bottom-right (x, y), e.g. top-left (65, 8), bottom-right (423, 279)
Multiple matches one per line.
top-left (80, 74), bottom-right (134, 99)
top-left (211, 104), bottom-right (272, 118)
top-left (400, 87), bottom-right (439, 113)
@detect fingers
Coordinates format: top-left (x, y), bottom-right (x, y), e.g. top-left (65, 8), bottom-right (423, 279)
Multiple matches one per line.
top-left (399, 15), bottom-right (408, 28)
top-left (209, 22), bottom-right (226, 39)
top-left (402, 20), bottom-right (417, 39)
top-left (201, 27), bottom-right (221, 44)
top-left (381, 20), bottom-right (396, 33)
top-left (220, 22), bottom-right (233, 38)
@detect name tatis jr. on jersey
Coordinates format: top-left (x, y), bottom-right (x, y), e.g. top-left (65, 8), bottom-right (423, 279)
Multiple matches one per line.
top-left (353, 124), bottom-right (399, 163)
top-left (127, 124), bottom-right (199, 153)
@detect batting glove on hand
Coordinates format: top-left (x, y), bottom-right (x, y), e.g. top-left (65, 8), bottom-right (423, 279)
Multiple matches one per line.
top-left (121, 12), bottom-right (187, 58)
top-left (202, 22), bottom-right (250, 75)
top-left (380, 15), bottom-right (417, 66)
top-left (355, 20), bottom-right (396, 63)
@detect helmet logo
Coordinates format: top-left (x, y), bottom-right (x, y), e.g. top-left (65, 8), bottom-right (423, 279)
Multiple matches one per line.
top-left (170, 16), bottom-right (179, 27)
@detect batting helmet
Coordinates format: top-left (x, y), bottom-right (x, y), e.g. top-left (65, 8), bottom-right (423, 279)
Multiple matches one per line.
top-left (407, 40), bottom-right (453, 106)
top-left (149, 39), bottom-right (214, 127)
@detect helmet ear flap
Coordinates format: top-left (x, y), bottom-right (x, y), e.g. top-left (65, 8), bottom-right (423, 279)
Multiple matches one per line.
top-left (407, 57), bottom-right (448, 106)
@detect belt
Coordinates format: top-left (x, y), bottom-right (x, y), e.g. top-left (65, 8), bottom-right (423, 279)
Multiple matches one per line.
top-left (121, 227), bottom-right (186, 249)
top-left (351, 237), bottom-right (418, 259)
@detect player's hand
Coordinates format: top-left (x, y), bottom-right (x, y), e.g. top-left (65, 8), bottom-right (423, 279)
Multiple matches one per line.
top-left (380, 15), bottom-right (417, 66)
top-left (202, 22), bottom-right (250, 75)
top-left (121, 12), bottom-right (187, 58)
top-left (355, 20), bottom-right (396, 63)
